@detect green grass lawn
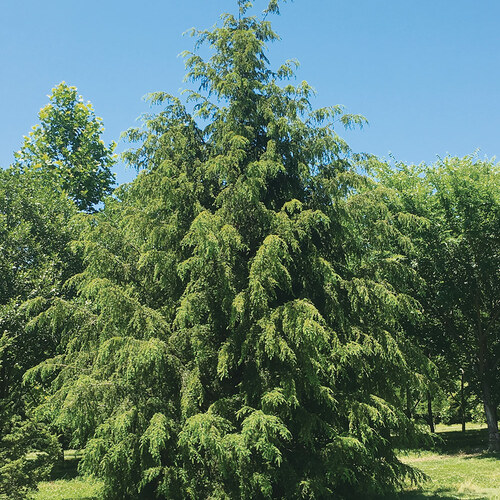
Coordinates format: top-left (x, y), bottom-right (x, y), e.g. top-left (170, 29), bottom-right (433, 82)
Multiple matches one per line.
top-left (434, 423), bottom-right (487, 433)
top-left (32, 479), bottom-right (103, 500)
top-left (31, 451), bottom-right (103, 500)
top-left (397, 451), bottom-right (500, 499)
top-left (33, 424), bottom-right (499, 500)
top-left (393, 422), bottom-right (500, 499)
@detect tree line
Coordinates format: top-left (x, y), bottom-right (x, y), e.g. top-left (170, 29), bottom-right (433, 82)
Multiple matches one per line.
top-left (1, 1), bottom-right (498, 498)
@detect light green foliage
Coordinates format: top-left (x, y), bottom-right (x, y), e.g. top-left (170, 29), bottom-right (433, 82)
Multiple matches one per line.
top-left (14, 83), bottom-right (115, 211)
top-left (28, 1), bottom-right (428, 498)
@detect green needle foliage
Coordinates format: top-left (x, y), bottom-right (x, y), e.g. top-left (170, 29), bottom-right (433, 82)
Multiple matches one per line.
top-left (27, 2), bottom-right (428, 498)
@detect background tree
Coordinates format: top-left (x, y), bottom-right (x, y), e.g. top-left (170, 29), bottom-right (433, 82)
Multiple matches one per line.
top-left (27, 2), bottom-right (428, 498)
top-left (0, 84), bottom-right (115, 497)
top-left (14, 82), bottom-right (116, 212)
top-left (0, 168), bottom-right (77, 498)
top-left (0, 168), bottom-right (78, 406)
top-left (374, 156), bottom-right (500, 451)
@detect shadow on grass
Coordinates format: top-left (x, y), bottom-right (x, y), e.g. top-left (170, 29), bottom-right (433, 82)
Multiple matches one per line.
top-left (413, 427), bottom-right (491, 456)
top-left (49, 455), bottom-right (80, 480)
top-left (463, 451), bottom-right (500, 460)
top-left (357, 488), bottom-right (467, 500)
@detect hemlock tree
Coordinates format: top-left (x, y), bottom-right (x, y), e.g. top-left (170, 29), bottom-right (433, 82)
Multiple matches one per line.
top-left (27, 2), bottom-right (428, 498)
top-left (14, 82), bottom-right (116, 212)
top-left (374, 156), bottom-right (500, 451)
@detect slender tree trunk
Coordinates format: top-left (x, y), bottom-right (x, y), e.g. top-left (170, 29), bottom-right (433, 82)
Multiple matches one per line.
top-left (482, 380), bottom-right (500, 452)
top-left (460, 369), bottom-right (466, 433)
top-left (406, 386), bottom-right (412, 419)
top-left (427, 390), bottom-right (435, 433)
top-left (474, 295), bottom-right (499, 451)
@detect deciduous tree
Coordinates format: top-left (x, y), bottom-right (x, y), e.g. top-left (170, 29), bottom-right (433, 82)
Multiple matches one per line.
top-left (374, 156), bottom-right (500, 451)
top-left (14, 82), bottom-right (115, 212)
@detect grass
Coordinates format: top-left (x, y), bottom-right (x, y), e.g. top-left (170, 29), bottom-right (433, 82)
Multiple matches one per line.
top-left (33, 424), bottom-right (499, 500)
top-left (30, 451), bottom-right (103, 500)
top-left (392, 422), bottom-right (500, 499)
top-left (397, 451), bottom-right (500, 499)
top-left (434, 423), bottom-right (487, 433)
top-left (32, 479), bottom-right (102, 500)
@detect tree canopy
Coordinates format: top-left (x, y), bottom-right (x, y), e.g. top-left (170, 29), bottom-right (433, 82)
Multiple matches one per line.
top-left (0, 84), bottom-right (114, 498)
top-left (2, 2), bottom-right (499, 499)
top-left (14, 82), bottom-right (116, 211)
top-left (374, 155), bottom-right (500, 450)
top-left (25, 2), bottom-right (428, 498)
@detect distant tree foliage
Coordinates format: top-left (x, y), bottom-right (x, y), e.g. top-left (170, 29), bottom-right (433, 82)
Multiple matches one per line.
top-left (0, 169), bottom-right (77, 499)
top-left (26, 2), bottom-right (429, 498)
top-left (0, 84), bottom-right (114, 497)
top-left (14, 82), bottom-right (116, 211)
top-left (374, 156), bottom-right (500, 451)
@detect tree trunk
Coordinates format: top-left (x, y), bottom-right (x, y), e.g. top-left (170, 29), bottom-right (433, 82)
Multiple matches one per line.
top-left (460, 369), bottom-right (466, 433)
top-left (474, 296), bottom-right (499, 451)
top-left (482, 380), bottom-right (500, 452)
top-left (427, 390), bottom-right (435, 433)
top-left (406, 386), bottom-right (412, 420)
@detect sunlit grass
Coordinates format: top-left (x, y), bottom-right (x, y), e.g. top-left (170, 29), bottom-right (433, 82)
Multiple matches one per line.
top-left (393, 423), bottom-right (500, 499)
top-left (31, 478), bottom-right (102, 500)
top-left (399, 452), bottom-right (500, 499)
top-left (435, 422), bottom-right (487, 433)
top-left (33, 424), bottom-right (499, 500)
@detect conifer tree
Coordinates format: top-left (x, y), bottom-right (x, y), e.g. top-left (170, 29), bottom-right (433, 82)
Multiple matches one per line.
top-left (27, 2), bottom-right (427, 497)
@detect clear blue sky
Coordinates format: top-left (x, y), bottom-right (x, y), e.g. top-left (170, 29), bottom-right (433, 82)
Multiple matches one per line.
top-left (1, 0), bottom-right (499, 185)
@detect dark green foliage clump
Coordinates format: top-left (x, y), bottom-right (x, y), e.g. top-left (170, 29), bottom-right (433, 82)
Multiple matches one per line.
top-left (0, 406), bottom-right (60, 500)
top-left (27, 2), bottom-right (428, 498)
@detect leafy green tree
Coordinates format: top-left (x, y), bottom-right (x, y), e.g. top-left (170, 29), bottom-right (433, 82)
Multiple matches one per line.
top-left (0, 167), bottom-right (79, 405)
top-left (374, 156), bottom-right (500, 451)
top-left (1, 85), bottom-right (113, 497)
top-left (14, 82), bottom-right (116, 211)
top-left (0, 168), bottom-right (79, 498)
top-left (27, 2), bottom-right (428, 498)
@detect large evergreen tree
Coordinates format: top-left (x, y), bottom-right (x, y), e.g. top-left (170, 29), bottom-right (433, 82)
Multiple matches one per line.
top-left (27, 2), bottom-right (427, 497)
